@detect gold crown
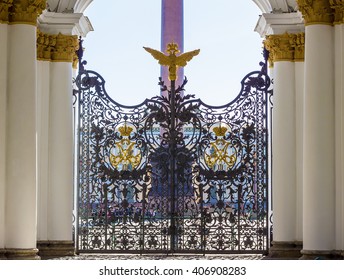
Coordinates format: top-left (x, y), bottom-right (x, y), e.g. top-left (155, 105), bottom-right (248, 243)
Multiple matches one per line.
top-left (118, 124), bottom-right (133, 137)
top-left (213, 125), bottom-right (228, 137)
top-left (166, 42), bottom-right (180, 55)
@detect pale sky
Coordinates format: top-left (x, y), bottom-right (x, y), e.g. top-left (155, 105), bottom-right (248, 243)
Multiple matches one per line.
top-left (83, 0), bottom-right (263, 106)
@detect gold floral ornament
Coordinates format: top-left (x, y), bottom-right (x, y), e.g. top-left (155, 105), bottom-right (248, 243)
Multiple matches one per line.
top-left (109, 124), bottom-right (141, 171)
top-left (143, 42), bottom-right (200, 81)
top-left (204, 123), bottom-right (237, 171)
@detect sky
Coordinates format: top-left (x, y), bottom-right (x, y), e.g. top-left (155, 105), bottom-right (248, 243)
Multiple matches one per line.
top-left (82, 0), bottom-right (264, 106)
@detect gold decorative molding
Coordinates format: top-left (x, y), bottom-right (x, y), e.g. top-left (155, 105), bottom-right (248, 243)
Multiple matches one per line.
top-left (297, 0), bottom-right (334, 25)
top-left (330, 0), bottom-right (344, 24)
top-left (37, 29), bottom-right (79, 63)
top-left (0, 0), bottom-right (13, 23)
top-left (9, 0), bottom-right (46, 25)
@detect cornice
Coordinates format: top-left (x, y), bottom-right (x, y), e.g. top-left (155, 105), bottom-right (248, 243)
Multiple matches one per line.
top-left (330, 0), bottom-right (344, 24)
top-left (264, 32), bottom-right (305, 66)
top-left (297, 0), bottom-right (334, 25)
top-left (37, 29), bottom-right (79, 63)
top-left (255, 11), bottom-right (304, 37)
top-left (9, 0), bottom-right (46, 26)
top-left (0, 0), bottom-right (13, 23)
top-left (38, 10), bottom-right (93, 36)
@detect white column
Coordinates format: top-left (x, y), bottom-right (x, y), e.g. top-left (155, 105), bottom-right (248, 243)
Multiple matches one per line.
top-left (5, 24), bottom-right (38, 251)
top-left (48, 62), bottom-right (74, 240)
top-left (334, 23), bottom-right (344, 252)
top-left (303, 25), bottom-right (335, 252)
top-left (272, 61), bottom-right (297, 242)
top-left (36, 60), bottom-right (50, 241)
top-left (0, 23), bottom-right (8, 255)
top-left (295, 61), bottom-right (304, 242)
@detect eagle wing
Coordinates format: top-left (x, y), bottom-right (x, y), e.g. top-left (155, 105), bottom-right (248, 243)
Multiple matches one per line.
top-left (143, 47), bottom-right (170, 66)
top-left (175, 49), bottom-right (200, 67)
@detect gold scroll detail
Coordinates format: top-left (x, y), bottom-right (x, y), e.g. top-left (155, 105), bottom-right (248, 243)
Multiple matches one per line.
top-left (109, 124), bottom-right (141, 171)
top-left (330, 0), bottom-right (344, 24)
top-left (0, 0), bottom-right (13, 23)
top-left (37, 30), bottom-right (79, 63)
top-left (204, 124), bottom-right (237, 172)
top-left (10, 0), bottom-right (46, 25)
top-left (297, 0), bottom-right (334, 25)
top-left (143, 42), bottom-right (200, 81)
top-left (264, 32), bottom-right (305, 67)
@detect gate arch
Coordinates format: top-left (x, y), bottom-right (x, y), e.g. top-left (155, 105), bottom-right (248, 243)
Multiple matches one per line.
top-left (74, 43), bottom-right (271, 254)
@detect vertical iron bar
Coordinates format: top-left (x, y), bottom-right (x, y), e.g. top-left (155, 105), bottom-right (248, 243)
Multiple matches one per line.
top-left (75, 87), bottom-right (81, 253)
top-left (169, 79), bottom-right (176, 252)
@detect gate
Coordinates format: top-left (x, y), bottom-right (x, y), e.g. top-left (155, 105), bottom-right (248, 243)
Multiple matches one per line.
top-left (74, 42), bottom-right (271, 254)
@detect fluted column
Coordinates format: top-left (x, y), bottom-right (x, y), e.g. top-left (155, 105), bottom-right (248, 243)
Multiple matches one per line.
top-left (331, 0), bottom-right (344, 258)
top-left (5, 0), bottom-right (45, 260)
top-left (264, 32), bottom-right (304, 258)
top-left (0, 0), bottom-right (12, 260)
top-left (297, 0), bottom-right (337, 259)
top-left (36, 30), bottom-right (78, 259)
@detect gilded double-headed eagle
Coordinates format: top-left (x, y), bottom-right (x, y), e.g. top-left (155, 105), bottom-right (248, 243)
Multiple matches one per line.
top-left (143, 43), bottom-right (200, 81)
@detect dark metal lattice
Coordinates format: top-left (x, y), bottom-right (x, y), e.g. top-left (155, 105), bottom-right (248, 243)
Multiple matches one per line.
top-left (74, 45), bottom-right (271, 254)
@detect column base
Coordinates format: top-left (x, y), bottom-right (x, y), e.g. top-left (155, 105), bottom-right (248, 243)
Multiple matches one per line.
top-left (266, 241), bottom-right (302, 259)
top-left (37, 240), bottom-right (75, 259)
top-left (300, 250), bottom-right (343, 260)
top-left (5, 248), bottom-right (40, 260)
top-left (0, 249), bottom-right (6, 260)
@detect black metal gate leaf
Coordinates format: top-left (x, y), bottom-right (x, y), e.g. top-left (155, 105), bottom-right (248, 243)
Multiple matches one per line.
top-left (74, 47), bottom-right (271, 254)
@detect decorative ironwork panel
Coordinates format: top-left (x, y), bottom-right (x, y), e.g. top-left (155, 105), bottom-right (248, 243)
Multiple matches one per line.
top-left (74, 47), bottom-right (271, 254)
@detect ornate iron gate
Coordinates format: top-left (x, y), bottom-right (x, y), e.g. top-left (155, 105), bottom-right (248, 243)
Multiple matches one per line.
top-left (74, 43), bottom-right (271, 254)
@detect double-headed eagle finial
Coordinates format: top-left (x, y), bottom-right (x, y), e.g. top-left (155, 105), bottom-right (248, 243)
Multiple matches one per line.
top-left (143, 42), bottom-right (200, 81)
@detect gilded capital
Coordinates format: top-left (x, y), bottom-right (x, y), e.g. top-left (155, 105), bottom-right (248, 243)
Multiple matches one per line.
top-left (297, 0), bottom-right (334, 25)
top-left (264, 33), bottom-right (296, 66)
top-left (37, 30), bottom-right (79, 63)
top-left (292, 33), bottom-right (305, 61)
top-left (10, 0), bottom-right (46, 25)
top-left (37, 29), bottom-right (56, 61)
top-left (52, 33), bottom-right (79, 62)
top-left (0, 0), bottom-right (13, 23)
top-left (330, 0), bottom-right (344, 24)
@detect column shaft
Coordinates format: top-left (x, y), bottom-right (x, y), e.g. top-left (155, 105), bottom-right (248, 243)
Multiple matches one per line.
top-left (334, 23), bottom-right (344, 251)
top-left (272, 61), bottom-right (297, 241)
top-left (5, 24), bottom-right (37, 249)
top-left (37, 60), bottom-right (50, 241)
top-left (303, 25), bottom-right (335, 251)
top-left (295, 61), bottom-right (305, 242)
top-left (48, 62), bottom-right (74, 241)
top-left (0, 23), bottom-right (8, 253)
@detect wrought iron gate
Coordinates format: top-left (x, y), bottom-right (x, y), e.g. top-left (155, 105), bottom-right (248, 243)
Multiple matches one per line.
top-left (74, 45), bottom-right (271, 254)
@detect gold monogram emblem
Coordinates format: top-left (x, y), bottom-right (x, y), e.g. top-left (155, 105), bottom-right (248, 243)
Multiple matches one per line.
top-left (204, 124), bottom-right (237, 171)
top-left (109, 124), bottom-right (141, 171)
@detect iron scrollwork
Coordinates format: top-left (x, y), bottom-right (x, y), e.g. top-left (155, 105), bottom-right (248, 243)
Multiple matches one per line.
top-left (74, 42), bottom-right (271, 254)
